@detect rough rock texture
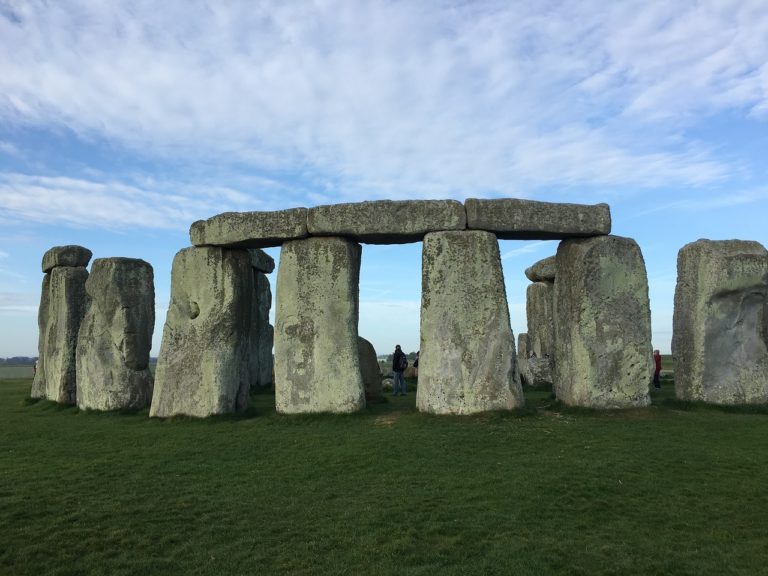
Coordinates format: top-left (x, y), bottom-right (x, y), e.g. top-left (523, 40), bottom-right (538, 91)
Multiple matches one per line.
top-left (516, 333), bottom-right (531, 386)
top-left (249, 249), bottom-right (276, 273)
top-left (517, 333), bottom-right (530, 362)
top-left (465, 199), bottom-right (611, 240)
top-left (33, 267), bottom-right (89, 404)
top-left (527, 356), bottom-right (554, 386)
top-left (76, 258), bottom-right (155, 411)
top-left (527, 281), bottom-right (555, 358)
top-left (525, 255), bottom-right (557, 282)
top-left (307, 200), bottom-right (466, 244)
top-left (150, 247), bottom-right (254, 417)
top-left (250, 271), bottom-right (274, 390)
top-left (30, 274), bottom-right (51, 399)
top-left (274, 237), bottom-right (365, 413)
top-left (190, 208), bottom-right (308, 249)
top-left (358, 337), bottom-right (383, 402)
top-left (672, 239), bottom-right (768, 404)
top-left (42, 245), bottom-right (93, 273)
top-left (418, 231), bottom-right (523, 414)
top-left (553, 235), bottom-right (652, 408)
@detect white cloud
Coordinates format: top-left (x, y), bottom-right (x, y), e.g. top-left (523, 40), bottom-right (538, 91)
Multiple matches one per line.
top-left (1, 0), bottom-right (765, 199)
top-left (0, 250), bottom-right (8, 259)
top-left (500, 241), bottom-right (556, 260)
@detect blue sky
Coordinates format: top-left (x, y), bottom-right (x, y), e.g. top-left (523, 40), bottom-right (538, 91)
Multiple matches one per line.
top-left (1, 0), bottom-right (767, 358)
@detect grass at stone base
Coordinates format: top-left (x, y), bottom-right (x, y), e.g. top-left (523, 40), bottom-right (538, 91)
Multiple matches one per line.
top-left (2, 378), bottom-right (767, 576)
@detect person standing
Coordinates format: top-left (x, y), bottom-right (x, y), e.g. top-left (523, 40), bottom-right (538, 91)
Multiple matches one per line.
top-left (653, 349), bottom-right (662, 389)
top-left (392, 344), bottom-right (408, 396)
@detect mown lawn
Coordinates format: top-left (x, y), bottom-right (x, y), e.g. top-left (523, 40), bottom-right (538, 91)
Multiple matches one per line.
top-left (1, 375), bottom-right (767, 576)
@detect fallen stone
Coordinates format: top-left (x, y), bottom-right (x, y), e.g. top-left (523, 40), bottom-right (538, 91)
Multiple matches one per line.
top-left (525, 255), bottom-right (557, 282)
top-left (35, 266), bottom-right (89, 404)
top-left (358, 337), bottom-right (383, 402)
top-left (672, 239), bottom-right (768, 404)
top-left (42, 245), bottom-right (93, 273)
top-left (553, 235), bottom-right (652, 408)
top-left (76, 258), bottom-right (155, 411)
top-left (274, 237), bottom-right (365, 413)
top-left (418, 230), bottom-right (523, 414)
top-left (189, 208), bottom-right (308, 249)
top-left (465, 198), bottom-right (611, 240)
top-left (307, 200), bottom-right (466, 244)
top-left (527, 281), bottom-right (555, 358)
top-left (150, 247), bottom-right (254, 417)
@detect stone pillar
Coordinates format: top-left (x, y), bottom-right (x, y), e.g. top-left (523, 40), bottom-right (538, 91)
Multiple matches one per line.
top-left (150, 247), bottom-right (254, 418)
top-left (672, 239), bottom-right (768, 404)
top-left (553, 235), bottom-right (652, 408)
top-left (274, 237), bottom-right (365, 413)
top-left (526, 282), bottom-right (555, 358)
top-left (31, 245), bottom-right (91, 404)
top-left (358, 336), bottom-right (383, 402)
top-left (76, 258), bottom-right (155, 411)
top-left (417, 231), bottom-right (523, 414)
top-left (249, 249), bottom-right (275, 390)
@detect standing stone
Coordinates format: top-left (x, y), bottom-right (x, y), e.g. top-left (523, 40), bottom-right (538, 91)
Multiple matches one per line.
top-left (76, 258), bottom-right (155, 411)
top-left (527, 281), bottom-right (555, 358)
top-left (274, 237), bottom-right (365, 413)
top-left (36, 267), bottom-right (89, 403)
top-left (358, 337), bottom-right (383, 402)
top-left (250, 271), bottom-right (274, 389)
top-left (30, 274), bottom-right (51, 399)
top-left (553, 235), bottom-right (652, 408)
top-left (672, 239), bottom-right (768, 404)
top-left (150, 247), bottom-right (254, 418)
top-left (517, 333), bottom-right (532, 386)
top-left (418, 231), bottom-right (523, 414)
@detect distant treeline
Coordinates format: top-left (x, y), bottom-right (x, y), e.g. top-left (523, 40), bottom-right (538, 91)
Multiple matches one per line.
top-left (0, 357), bottom-right (37, 365)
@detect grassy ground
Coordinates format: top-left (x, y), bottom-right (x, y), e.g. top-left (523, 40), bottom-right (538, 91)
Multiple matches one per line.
top-left (1, 374), bottom-right (767, 576)
top-left (0, 365), bottom-right (36, 380)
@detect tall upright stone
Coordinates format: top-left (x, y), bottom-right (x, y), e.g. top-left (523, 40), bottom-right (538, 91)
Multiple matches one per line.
top-left (358, 337), bottom-right (384, 402)
top-left (418, 231), bottom-right (523, 414)
top-left (274, 237), bottom-right (365, 413)
top-left (672, 239), bottom-right (768, 404)
top-left (250, 271), bottom-right (274, 389)
top-left (32, 245), bottom-right (91, 404)
top-left (517, 333), bottom-right (532, 386)
top-left (526, 281), bottom-right (555, 358)
top-left (76, 258), bottom-right (155, 411)
top-left (553, 235), bottom-right (652, 408)
top-left (150, 247), bottom-right (254, 418)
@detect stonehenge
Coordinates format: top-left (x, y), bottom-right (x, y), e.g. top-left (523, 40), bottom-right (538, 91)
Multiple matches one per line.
top-left (553, 235), bottom-right (652, 408)
top-left (76, 258), bottom-right (155, 411)
top-left (672, 240), bottom-right (768, 404)
top-left (34, 197), bottom-right (768, 418)
top-left (31, 245), bottom-right (91, 404)
top-left (417, 231), bottom-right (523, 414)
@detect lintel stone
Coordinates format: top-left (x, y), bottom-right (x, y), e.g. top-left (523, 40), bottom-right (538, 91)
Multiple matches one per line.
top-left (190, 208), bottom-right (308, 249)
top-left (42, 245), bottom-right (93, 273)
top-left (465, 198), bottom-right (611, 240)
top-left (307, 200), bottom-right (466, 244)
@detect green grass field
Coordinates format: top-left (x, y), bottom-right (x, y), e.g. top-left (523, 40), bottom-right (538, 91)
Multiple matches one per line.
top-left (2, 374), bottom-right (767, 576)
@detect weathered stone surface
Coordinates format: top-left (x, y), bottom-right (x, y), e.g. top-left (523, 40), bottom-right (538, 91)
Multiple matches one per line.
top-left (525, 255), bottom-right (557, 282)
top-left (30, 274), bottom-right (51, 399)
top-left (307, 200), bottom-right (466, 244)
top-left (465, 198), bottom-right (611, 240)
top-left (527, 356), bottom-right (554, 386)
top-left (249, 249), bottom-right (275, 273)
top-left (358, 337), bottom-right (383, 402)
top-left (672, 239), bottom-right (768, 404)
top-left (41, 245), bottom-right (93, 273)
top-left (517, 333), bottom-right (530, 362)
top-left (249, 271), bottom-right (274, 390)
top-left (76, 258), bottom-right (155, 411)
top-left (553, 235), bottom-right (652, 408)
top-left (418, 231), bottom-right (523, 414)
top-left (516, 333), bottom-right (531, 386)
top-left (527, 281), bottom-right (555, 358)
top-left (190, 208), bottom-right (308, 249)
top-left (150, 247), bottom-right (254, 417)
top-left (33, 267), bottom-right (89, 404)
top-left (274, 237), bottom-right (365, 413)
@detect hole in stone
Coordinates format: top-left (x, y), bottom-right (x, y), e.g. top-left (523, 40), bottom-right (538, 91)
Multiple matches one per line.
top-left (189, 301), bottom-right (200, 319)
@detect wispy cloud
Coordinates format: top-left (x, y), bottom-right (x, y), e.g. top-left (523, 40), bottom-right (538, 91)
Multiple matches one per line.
top-left (634, 188), bottom-right (768, 217)
top-left (0, 250), bottom-right (8, 259)
top-left (501, 241), bottom-right (556, 260)
top-left (1, 1), bottom-right (764, 200)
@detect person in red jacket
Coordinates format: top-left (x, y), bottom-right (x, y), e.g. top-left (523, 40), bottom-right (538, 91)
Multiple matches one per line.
top-left (653, 349), bottom-right (662, 389)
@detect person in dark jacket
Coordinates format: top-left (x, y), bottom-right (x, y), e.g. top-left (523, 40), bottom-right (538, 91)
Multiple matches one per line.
top-left (653, 349), bottom-right (662, 389)
top-left (392, 344), bottom-right (408, 396)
